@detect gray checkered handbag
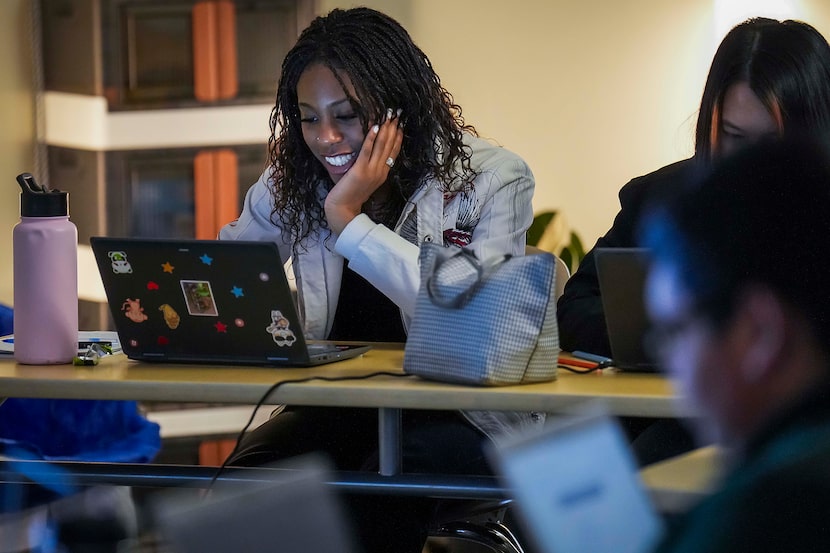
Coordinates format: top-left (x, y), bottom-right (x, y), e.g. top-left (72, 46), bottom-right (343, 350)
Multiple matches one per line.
top-left (403, 243), bottom-right (559, 386)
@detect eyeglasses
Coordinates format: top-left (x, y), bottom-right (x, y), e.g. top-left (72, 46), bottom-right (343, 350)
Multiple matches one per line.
top-left (644, 312), bottom-right (705, 360)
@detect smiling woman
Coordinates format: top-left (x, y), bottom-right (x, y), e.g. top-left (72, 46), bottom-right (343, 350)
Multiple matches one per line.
top-left (296, 63), bottom-right (405, 235)
top-left (217, 7), bottom-right (538, 553)
top-left (296, 64), bottom-right (371, 183)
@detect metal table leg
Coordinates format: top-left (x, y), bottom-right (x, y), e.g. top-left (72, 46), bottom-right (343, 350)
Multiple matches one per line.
top-left (378, 407), bottom-right (402, 476)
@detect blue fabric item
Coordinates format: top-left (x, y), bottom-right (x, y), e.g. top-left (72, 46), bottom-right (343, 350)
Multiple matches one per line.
top-left (0, 398), bottom-right (161, 463)
top-left (0, 305), bottom-right (160, 515)
top-left (0, 305), bottom-right (161, 463)
top-left (0, 303), bottom-right (12, 335)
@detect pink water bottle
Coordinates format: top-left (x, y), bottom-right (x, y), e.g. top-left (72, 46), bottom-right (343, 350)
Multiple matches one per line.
top-left (13, 173), bottom-right (78, 364)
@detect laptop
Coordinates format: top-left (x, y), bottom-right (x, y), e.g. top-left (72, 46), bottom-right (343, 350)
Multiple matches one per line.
top-left (153, 455), bottom-right (358, 553)
top-left (594, 247), bottom-right (657, 372)
top-left (487, 409), bottom-right (665, 553)
top-left (90, 237), bottom-right (370, 366)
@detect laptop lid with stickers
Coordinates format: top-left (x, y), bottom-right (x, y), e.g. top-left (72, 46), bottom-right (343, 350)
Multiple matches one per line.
top-left (90, 237), bottom-right (370, 366)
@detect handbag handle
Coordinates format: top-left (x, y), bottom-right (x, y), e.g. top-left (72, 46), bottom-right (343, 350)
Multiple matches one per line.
top-left (426, 249), bottom-right (511, 309)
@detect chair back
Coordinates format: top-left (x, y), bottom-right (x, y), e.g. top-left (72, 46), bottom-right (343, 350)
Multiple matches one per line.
top-left (525, 246), bottom-right (570, 300)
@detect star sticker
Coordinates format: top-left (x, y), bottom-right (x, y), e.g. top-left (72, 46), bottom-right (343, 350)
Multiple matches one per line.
top-left (214, 321), bottom-right (228, 333)
top-left (231, 286), bottom-right (244, 298)
top-left (161, 262), bottom-right (175, 273)
top-left (200, 254), bottom-right (213, 265)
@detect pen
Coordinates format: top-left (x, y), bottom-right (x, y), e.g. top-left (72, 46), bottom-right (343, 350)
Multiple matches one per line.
top-left (558, 357), bottom-right (601, 369)
top-left (571, 350), bottom-right (613, 365)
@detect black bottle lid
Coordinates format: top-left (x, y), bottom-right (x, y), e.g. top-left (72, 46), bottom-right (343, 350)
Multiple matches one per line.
top-left (17, 173), bottom-right (69, 217)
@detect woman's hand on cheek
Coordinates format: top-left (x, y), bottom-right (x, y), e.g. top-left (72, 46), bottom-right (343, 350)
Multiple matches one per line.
top-left (324, 109), bottom-right (404, 235)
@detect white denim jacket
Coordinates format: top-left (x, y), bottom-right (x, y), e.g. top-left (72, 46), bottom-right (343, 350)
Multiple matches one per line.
top-left (219, 134), bottom-right (545, 439)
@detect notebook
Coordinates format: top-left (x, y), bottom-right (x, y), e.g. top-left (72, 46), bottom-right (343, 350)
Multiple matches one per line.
top-left (90, 237), bottom-right (370, 366)
top-left (153, 455), bottom-right (358, 553)
top-left (594, 247), bottom-right (657, 372)
top-left (487, 410), bottom-right (665, 553)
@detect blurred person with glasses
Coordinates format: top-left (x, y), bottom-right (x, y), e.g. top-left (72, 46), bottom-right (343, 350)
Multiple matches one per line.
top-left (641, 137), bottom-right (830, 553)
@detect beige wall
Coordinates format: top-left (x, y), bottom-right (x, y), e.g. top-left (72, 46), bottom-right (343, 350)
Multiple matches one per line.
top-left (1, 0), bottom-right (829, 306)
top-left (407, 0), bottom-right (713, 244)
top-left (0, 0), bottom-right (34, 305)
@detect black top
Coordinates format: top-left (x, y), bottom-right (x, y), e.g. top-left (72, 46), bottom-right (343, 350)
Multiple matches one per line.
top-left (556, 158), bottom-right (703, 357)
top-left (327, 264), bottom-right (407, 342)
top-left (654, 379), bottom-right (830, 553)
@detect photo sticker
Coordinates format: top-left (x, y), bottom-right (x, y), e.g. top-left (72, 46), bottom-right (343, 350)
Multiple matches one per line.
top-left (180, 280), bottom-right (219, 316)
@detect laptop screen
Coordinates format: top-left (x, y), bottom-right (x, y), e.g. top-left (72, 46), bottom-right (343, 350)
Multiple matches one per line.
top-left (594, 247), bottom-right (657, 371)
top-left (154, 455), bottom-right (358, 553)
top-left (488, 411), bottom-right (665, 553)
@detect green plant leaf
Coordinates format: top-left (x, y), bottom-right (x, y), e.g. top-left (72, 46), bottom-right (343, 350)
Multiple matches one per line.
top-left (560, 248), bottom-right (573, 272)
top-left (526, 211), bottom-right (557, 246)
top-left (570, 231), bottom-right (585, 259)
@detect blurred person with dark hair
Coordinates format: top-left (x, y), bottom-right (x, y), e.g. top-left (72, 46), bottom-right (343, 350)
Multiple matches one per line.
top-left (642, 137), bottom-right (830, 553)
top-left (557, 17), bottom-right (830, 463)
top-left (558, 17), bottom-right (830, 358)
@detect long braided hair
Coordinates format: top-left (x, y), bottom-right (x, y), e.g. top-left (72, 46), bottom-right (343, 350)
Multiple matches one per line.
top-left (268, 7), bottom-right (477, 242)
